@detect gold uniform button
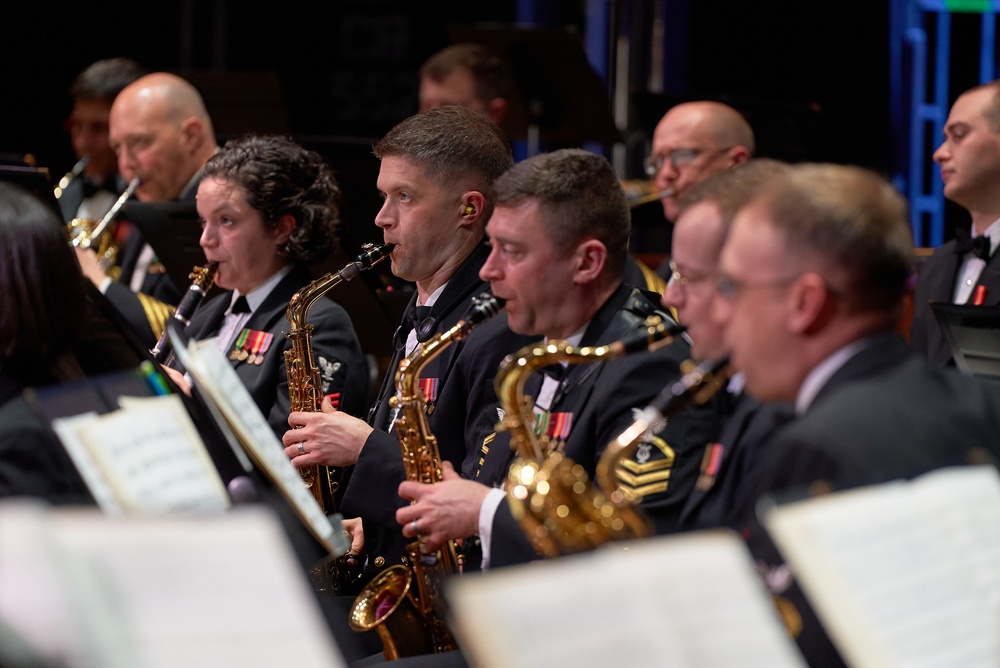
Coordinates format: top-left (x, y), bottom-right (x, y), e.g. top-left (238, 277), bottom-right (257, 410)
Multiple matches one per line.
top-left (373, 556), bottom-right (385, 567)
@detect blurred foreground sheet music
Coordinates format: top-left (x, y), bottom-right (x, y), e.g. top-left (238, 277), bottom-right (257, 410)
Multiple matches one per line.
top-left (171, 335), bottom-right (348, 557)
top-left (52, 394), bottom-right (230, 516)
top-left (0, 500), bottom-right (346, 668)
top-left (447, 530), bottom-right (806, 668)
top-left (762, 465), bottom-right (1000, 668)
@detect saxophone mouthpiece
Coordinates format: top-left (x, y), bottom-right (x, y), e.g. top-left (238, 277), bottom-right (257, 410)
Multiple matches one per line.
top-left (342, 243), bottom-right (395, 280)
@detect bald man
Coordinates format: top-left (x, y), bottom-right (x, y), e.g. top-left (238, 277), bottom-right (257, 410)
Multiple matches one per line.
top-left (109, 72), bottom-right (219, 203)
top-left (646, 101), bottom-right (755, 224)
top-left (76, 72), bottom-right (220, 347)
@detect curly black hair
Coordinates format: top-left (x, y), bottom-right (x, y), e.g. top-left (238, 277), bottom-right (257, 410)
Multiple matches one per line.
top-left (202, 135), bottom-right (342, 265)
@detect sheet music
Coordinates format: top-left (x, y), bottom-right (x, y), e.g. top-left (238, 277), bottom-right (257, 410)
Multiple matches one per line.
top-left (763, 466), bottom-right (1000, 668)
top-left (0, 500), bottom-right (347, 668)
top-left (0, 501), bottom-right (96, 668)
top-left (171, 334), bottom-right (346, 556)
top-left (447, 531), bottom-right (805, 668)
top-left (51, 411), bottom-right (123, 516)
top-left (74, 394), bottom-right (230, 515)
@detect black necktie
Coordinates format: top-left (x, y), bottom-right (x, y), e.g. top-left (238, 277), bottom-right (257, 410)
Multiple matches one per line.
top-left (954, 228), bottom-right (992, 261)
top-left (231, 295), bottom-right (251, 314)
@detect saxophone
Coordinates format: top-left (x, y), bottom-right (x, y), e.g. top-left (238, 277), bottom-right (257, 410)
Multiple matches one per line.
top-left (285, 242), bottom-right (394, 513)
top-left (496, 314), bottom-right (685, 557)
top-left (150, 262), bottom-right (218, 364)
top-left (595, 356), bottom-right (731, 509)
top-left (349, 293), bottom-right (505, 661)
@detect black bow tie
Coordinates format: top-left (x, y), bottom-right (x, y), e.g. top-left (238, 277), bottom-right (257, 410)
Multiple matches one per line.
top-left (954, 228), bottom-right (992, 261)
top-left (230, 295), bottom-right (251, 314)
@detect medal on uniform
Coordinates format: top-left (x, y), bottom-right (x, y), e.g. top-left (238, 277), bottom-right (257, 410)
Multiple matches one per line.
top-left (231, 329), bottom-right (251, 362)
top-left (246, 330), bottom-right (264, 364)
top-left (694, 442), bottom-right (725, 492)
top-left (534, 411), bottom-right (573, 451)
top-left (253, 332), bottom-right (274, 365)
top-left (418, 377), bottom-right (439, 414)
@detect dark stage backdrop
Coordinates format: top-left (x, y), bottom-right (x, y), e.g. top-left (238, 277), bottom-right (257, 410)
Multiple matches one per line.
top-left (2, 0), bottom-right (900, 249)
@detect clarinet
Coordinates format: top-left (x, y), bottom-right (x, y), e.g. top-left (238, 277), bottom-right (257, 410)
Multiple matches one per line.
top-left (150, 262), bottom-right (219, 363)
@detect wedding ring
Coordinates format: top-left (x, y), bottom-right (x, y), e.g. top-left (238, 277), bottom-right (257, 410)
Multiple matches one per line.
top-left (297, 443), bottom-right (305, 455)
top-left (411, 520), bottom-right (419, 533)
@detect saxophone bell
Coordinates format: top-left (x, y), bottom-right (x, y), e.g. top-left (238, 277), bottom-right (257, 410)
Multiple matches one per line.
top-left (284, 242), bottom-right (395, 595)
top-left (349, 291), bottom-right (505, 660)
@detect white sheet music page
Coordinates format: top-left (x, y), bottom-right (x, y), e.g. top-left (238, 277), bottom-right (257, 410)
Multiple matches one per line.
top-left (51, 411), bottom-right (124, 516)
top-left (0, 501), bottom-right (346, 668)
top-left (0, 501), bottom-right (99, 668)
top-left (447, 530), bottom-right (805, 668)
top-left (73, 394), bottom-right (230, 515)
top-left (173, 335), bottom-right (343, 555)
top-left (763, 465), bottom-right (1000, 668)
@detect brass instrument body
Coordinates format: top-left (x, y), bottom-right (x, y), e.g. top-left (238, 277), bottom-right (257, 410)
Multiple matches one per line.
top-left (67, 217), bottom-right (119, 274)
top-left (595, 356), bottom-right (731, 507)
top-left (621, 179), bottom-right (675, 208)
top-left (69, 176), bottom-right (140, 275)
top-left (284, 242), bottom-right (394, 514)
top-left (350, 293), bottom-right (504, 660)
top-left (496, 315), bottom-right (684, 558)
top-left (150, 263), bottom-right (218, 364)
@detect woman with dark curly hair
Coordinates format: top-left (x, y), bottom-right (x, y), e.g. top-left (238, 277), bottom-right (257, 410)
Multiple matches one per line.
top-left (164, 135), bottom-right (368, 439)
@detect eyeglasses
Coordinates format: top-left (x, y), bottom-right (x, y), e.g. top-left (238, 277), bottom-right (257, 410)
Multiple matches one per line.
top-left (643, 147), bottom-right (732, 177)
top-left (667, 260), bottom-right (714, 289)
top-left (716, 273), bottom-right (799, 301)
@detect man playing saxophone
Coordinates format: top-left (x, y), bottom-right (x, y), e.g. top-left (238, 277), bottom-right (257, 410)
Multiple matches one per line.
top-left (396, 149), bottom-right (720, 570)
top-left (654, 159), bottom-right (797, 532)
top-left (280, 106), bottom-right (523, 593)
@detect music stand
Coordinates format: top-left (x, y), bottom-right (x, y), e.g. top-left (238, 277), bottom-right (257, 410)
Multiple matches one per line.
top-left (0, 164), bottom-right (61, 220)
top-left (930, 302), bottom-right (1000, 379)
top-left (124, 201), bottom-right (212, 294)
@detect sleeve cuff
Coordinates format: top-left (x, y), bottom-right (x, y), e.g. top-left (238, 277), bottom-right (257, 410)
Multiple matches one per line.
top-left (477, 487), bottom-right (507, 570)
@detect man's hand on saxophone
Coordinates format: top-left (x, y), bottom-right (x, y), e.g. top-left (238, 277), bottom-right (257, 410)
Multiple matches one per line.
top-left (396, 461), bottom-right (489, 553)
top-left (282, 395), bottom-right (374, 467)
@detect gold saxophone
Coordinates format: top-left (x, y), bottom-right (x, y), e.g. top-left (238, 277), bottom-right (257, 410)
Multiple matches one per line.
top-left (496, 314), bottom-right (686, 557)
top-left (285, 242), bottom-right (394, 513)
top-left (595, 356), bottom-right (731, 510)
top-left (349, 293), bottom-right (505, 661)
